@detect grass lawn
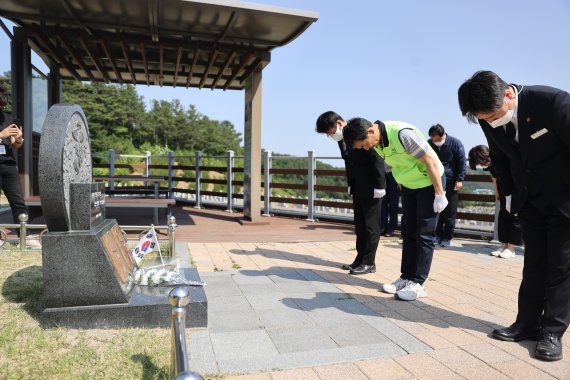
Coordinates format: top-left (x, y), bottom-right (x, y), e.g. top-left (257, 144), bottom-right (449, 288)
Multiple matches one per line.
top-left (0, 251), bottom-right (171, 379)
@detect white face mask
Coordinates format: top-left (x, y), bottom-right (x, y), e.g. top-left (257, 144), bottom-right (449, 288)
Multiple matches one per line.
top-left (330, 125), bottom-right (343, 142)
top-left (432, 136), bottom-right (445, 147)
top-left (488, 108), bottom-right (514, 128)
top-left (475, 164), bottom-right (489, 170)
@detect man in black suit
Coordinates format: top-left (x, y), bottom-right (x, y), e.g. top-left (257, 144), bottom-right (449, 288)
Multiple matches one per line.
top-left (458, 70), bottom-right (570, 362)
top-left (315, 111), bottom-right (386, 275)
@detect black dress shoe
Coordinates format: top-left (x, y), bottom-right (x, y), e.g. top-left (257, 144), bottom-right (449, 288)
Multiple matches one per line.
top-left (535, 330), bottom-right (563, 361)
top-left (340, 264), bottom-right (355, 270)
top-left (492, 322), bottom-right (539, 342)
top-left (383, 231), bottom-right (394, 237)
top-left (350, 264), bottom-right (376, 275)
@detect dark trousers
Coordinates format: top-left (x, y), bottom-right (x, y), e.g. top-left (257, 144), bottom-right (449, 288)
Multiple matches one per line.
top-left (516, 200), bottom-right (570, 336)
top-left (381, 172), bottom-right (400, 233)
top-left (400, 184), bottom-right (439, 285)
top-left (436, 182), bottom-right (458, 241)
top-left (351, 196), bottom-right (381, 267)
top-left (498, 196), bottom-right (523, 245)
top-left (0, 163), bottom-right (28, 223)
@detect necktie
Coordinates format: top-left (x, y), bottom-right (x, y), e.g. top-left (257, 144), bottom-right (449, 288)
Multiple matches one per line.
top-left (505, 122), bottom-right (517, 146)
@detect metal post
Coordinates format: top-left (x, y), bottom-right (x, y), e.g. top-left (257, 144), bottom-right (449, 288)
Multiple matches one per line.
top-left (194, 151), bottom-right (202, 209)
top-left (168, 215), bottom-right (177, 258)
top-left (492, 199), bottom-right (500, 242)
top-left (168, 288), bottom-right (203, 380)
top-left (225, 150), bottom-right (234, 213)
top-left (109, 149), bottom-right (116, 191)
top-left (168, 150), bottom-right (175, 199)
top-left (145, 150), bottom-right (151, 177)
top-left (19, 213), bottom-right (28, 251)
top-left (262, 150), bottom-right (272, 217)
top-left (306, 150), bottom-right (316, 222)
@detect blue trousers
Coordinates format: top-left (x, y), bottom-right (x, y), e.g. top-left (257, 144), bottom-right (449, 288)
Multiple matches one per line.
top-left (400, 184), bottom-right (440, 285)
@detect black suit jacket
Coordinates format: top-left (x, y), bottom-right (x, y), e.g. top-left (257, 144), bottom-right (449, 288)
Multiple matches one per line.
top-left (479, 84), bottom-right (570, 216)
top-left (337, 139), bottom-right (386, 198)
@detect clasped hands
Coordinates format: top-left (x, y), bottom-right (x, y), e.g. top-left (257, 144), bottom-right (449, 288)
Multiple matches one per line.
top-left (0, 123), bottom-right (23, 144)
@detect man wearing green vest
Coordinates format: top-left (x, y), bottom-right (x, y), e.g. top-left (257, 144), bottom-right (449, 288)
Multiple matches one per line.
top-left (343, 117), bottom-right (447, 301)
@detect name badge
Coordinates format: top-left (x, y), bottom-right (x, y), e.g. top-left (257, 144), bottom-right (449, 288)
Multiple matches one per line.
top-left (0, 145), bottom-right (5, 155)
top-left (530, 128), bottom-right (548, 139)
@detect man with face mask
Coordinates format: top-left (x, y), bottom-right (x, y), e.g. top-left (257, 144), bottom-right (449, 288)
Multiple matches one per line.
top-left (315, 111), bottom-right (386, 275)
top-left (458, 70), bottom-right (570, 362)
top-left (428, 124), bottom-right (466, 247)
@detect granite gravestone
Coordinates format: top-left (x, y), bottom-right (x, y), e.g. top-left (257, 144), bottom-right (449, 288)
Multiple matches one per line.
top-left (39, 104), bottom-right (206, 328)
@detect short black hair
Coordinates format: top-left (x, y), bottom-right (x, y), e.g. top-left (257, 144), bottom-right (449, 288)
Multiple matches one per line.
top-left (428, 124), bottom-right (445, 137)
top-left (467, 144), bottom-right (490, 170)
top-left (315, 111), bottom-right (343, 134)
top-left (458, 70), bottom-right (510, 123)
top-left (342, 117), bottom-right (372, 147)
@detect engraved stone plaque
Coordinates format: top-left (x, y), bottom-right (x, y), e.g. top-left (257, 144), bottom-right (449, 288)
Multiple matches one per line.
top-left (39, 104), bottom-right (92, 231)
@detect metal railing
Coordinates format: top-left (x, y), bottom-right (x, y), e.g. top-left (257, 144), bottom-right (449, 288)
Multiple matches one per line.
top-left (92, 149), bottom-right (497, 237)
top-left (168, 287), bottom-right (203, 380)
top-left (0, 214), bottom-right (178, 254)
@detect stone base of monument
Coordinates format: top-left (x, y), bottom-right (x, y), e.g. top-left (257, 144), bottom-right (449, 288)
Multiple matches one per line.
top-left (40, 218), bottom-right (207, 329)
top-left (41, 268), bottom-right (207, 329)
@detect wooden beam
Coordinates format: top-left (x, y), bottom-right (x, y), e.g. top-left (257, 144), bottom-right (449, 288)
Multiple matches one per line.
top-left (159, 43), bottom-right (164, 86)
top-left (56, 32), bottom-right (95, 81)
top-left (223, 52), bottom-right (253, 90)
top-left (31, 25), bottom-right (81, 81)
top-left (186, 48), bottom-right (200, 88)
top-left (100, 37), bottom-right (123, 84)
top-left (78, 35), bottom-right (111, 83)
top-left (211, 51), bottom-right (236, 89)
top-left (139, 40), bottom-right (150, 86)
top-left (199, 49), bottom-right (218, 89)
top-left (173, 44), bottom-right (182, 87)
top-left (119, 33), bottom-right (136, 85)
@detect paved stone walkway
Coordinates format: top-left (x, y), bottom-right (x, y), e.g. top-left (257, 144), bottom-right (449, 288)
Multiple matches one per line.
top-left (184, 238), bottom-right (570, 379)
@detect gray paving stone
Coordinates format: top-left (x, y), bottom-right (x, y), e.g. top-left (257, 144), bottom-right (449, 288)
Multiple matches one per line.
top-left (266, 325), bottom-right (339, 353)
top-left (202, 278), bottom-right (243, 298)
top-left (244, 292), bottom-right (293, 310)
top-left (360, 314), bottom-right (431, 354)
top-left (256, 308), bottom-right (317, 329)
top-left (231, 273), bottom-right (275, 285)
top-left (207, 295), bottom-right (254, 314)
top-left (209, 329), bottom-right (278, 361)
top-left (216, 342), bottom-right (407, 373)
top-left (320, 319), bottom-right (391, 347)
top-left (187, 329), bottom-right (218, 374)
top-left (238, 282), bottom-right (281, 295)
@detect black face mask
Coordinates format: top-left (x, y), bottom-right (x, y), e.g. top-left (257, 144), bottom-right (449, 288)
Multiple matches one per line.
top-left (0, 92), bottom-right (6, 109)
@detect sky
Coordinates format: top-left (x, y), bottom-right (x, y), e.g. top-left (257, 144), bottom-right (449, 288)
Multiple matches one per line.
top-left (1, 0), bottom-right (570, 159)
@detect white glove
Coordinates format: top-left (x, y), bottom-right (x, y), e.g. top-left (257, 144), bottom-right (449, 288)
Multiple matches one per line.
top-left (373, 188), bottom-right (386, 198)
top-left (348, 186), bottom-right (351, 195)
top-left (433, 193), bottom-right (448, 213)
top-left (505, 195), bottom-right (512, 213)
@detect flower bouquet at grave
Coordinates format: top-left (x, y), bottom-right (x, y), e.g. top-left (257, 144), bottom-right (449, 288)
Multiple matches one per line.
top-left (131, 226), bottom-right (204, 287)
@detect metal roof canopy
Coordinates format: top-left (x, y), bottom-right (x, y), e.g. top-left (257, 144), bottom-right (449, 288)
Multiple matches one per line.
top-left (0, 0), bottom-right (318, 89)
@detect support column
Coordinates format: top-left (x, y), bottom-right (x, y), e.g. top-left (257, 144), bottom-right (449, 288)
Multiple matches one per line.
top-left (11, 27), bottom-right (33, 197)
top-left (47, 64), bottom-right (62, 107)
top-left (243, 67), bottom-right (262, 222)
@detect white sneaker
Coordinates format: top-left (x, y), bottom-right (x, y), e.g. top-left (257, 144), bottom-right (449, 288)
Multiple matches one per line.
top-left (499, 248), bottom-right (516, 258)
top-left (396, 281), bottom-right (427, 301)
top-left (382, 277), bottom-right (408, 294)
top-left (490, 248), bottom-right (503, 257)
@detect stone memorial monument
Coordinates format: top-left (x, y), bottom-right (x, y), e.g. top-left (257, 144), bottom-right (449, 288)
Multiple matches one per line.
top-left (39, 104), bottom-right (206, 328)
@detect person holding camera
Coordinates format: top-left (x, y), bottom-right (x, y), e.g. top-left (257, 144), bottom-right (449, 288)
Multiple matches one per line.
top-left (0, 85), bottom-right (28, 225)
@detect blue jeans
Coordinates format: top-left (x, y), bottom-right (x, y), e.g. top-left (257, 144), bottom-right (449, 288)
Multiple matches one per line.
top-left (400, 183), bottom-right (440, 285)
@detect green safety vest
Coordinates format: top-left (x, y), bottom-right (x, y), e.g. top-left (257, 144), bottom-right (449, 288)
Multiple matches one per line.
top-left (374, 121), bottom-right (443, 189)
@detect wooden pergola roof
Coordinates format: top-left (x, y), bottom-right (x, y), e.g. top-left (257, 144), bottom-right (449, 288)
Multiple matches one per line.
top-left (0, 0), bottom-right (318, 90)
